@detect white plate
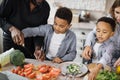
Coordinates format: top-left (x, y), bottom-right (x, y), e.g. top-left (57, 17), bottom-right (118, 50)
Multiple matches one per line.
top-left (60, 62), bottom-right (88, 77)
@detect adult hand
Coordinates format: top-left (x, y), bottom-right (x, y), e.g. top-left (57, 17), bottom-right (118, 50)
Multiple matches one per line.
top-left (88, 69), bottom-right (98, 80)
top-left (9, 26), bottom-right (24, 45)
top-left (88, 73), bottom-right (95, 80)
top-left (52, 57), bottom-right (63, 63)
top-left (88, 63), bottom-right (102, 80)
top-left (81, 46), bottom-right (92, 60)
top-left (114, 58), bottom-right (120, 67)
top-left (34, 47), bottom-right (45, 61)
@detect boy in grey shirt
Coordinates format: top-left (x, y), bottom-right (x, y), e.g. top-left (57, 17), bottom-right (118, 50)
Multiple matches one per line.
top-left (22, 7), bottom-right (76, 63)
top-left (82, 17), bottom-right (116, 80)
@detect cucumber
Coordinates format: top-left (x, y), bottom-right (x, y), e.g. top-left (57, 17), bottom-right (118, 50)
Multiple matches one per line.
top-left (67, 63), bottom-right (81, 74)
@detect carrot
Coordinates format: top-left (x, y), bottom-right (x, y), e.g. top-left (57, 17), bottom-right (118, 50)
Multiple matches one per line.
top-left (24, 63), bottom-right (34, 69)
top-left (24, 70), bottom-right (32, 77)
top-left (24, 67), bottom-right (33, 72)
top-left (27, 72), bottom-right (36, 79)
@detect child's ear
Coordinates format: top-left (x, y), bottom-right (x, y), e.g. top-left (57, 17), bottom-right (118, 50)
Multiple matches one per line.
top-left (68, 24), bottom-right (72, 28)
top-left (111, 32), bottom-right (114, 36)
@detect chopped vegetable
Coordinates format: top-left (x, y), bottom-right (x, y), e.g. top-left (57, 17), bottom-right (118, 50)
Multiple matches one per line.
top-left (10, 50), bottom-right (25, 66)
top-left (66, 63), bottom-right (81, 75)
top-left (96, 70), bottom-right (120, 80)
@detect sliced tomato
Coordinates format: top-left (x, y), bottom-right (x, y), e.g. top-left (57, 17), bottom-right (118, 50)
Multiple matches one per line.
top-left (20, 72), bottom-right (25, 77)
top-left (14, 68), bottom-right (19, 74)
top-left (48, 67), bottom-right (52, 72)
top-left (16, 66), bottom-right (21, 71)
top-left (42, 73), bottom-right (51, 80)
top-left (21, 68), bottom-right (24, 72)
top-left (36, 74), bottom-right (43, 80)
top-left (38, 64), bottom-right (46, 69)
top-left (49, 68), bottom-right (61, 78)
top-left (39, 67), bottom-right (48, 73)
top-left (11, 69), bottom-right (15, 73)
top-left (18, 71), bottom-right (22, 75)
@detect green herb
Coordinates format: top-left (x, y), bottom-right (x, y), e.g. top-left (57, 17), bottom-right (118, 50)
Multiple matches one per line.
top-left (96, 70), bottom-right (120, 80)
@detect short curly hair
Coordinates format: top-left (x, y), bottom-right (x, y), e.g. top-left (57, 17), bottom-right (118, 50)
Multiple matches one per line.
top-left (97, 17), bottom-right (116, 32)
top-left (55, 7), bottom-right (73, 24)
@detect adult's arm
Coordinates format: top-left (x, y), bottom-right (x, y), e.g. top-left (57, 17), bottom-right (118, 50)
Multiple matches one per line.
top-left (0, 0), bottom-right (24, 45)
top-left (22, 24), bottom-right (50, 37)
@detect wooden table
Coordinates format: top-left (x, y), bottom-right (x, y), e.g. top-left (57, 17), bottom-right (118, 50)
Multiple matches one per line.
top-left (2, 58), bottom-right (86, 80)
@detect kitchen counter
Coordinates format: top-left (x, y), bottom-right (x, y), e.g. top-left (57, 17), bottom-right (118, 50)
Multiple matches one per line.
top-left (2, 59), bottom-right (111, 80)
top-left (2, 59), bottom-right (87, 80)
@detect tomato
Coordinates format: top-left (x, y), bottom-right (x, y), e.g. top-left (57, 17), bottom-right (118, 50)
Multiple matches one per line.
top-left (39, 67), bottom-right (48, 73)
top-left (16, 66), bottom-right (21, 71)
top-left (49, 68), bottom-right (61, 78)
top-left (11, 69), bottom-right (15, 73)
top-left (38, 64), bottom-right (46, 69)
top-left (38, 65), bottom-right (53, 73)
top-left (27, 72), bottom-right (36, 79)
top-left (21, 68), bottom-right (24, 72)
top-left (20, 72), bottom-right (25, 77)
top-left (36, 74), bottom-right (42, 80)
top-left (50, 68), bottom-right (61, 73)
top-left (48, 67), bottom-right (52, 72)
top-left (18, 71), bottom-right (22, 75)
top-left (42, 74), bottom-right (51, 80)
top-left (14, 68), bottom-right (19, 74)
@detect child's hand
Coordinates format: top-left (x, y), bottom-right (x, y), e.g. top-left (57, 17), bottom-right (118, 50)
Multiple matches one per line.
top-left (34, 49), bottom-right (45, 61)
top-left (82, 46), bottom-right (92, 60)
top-left (114, 58), bottom-right (120, 67)
top-left (52, 57), bottom-right (63, 63)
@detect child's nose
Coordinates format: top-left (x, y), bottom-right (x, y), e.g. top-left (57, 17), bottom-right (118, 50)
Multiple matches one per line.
top-left (56, 26), bottom-right (60, 30)
top-left (99, 33), bottom-right (103, 36)
top-left (117, 14), bottom-right (120, 19)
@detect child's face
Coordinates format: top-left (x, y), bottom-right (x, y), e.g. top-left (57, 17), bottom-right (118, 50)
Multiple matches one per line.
top-left (114, 7), bottom-right (120, 23)
top-left (53, 17), bottom-right (71, 34)
top-left (96, 21), bottom-right (114, 43)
